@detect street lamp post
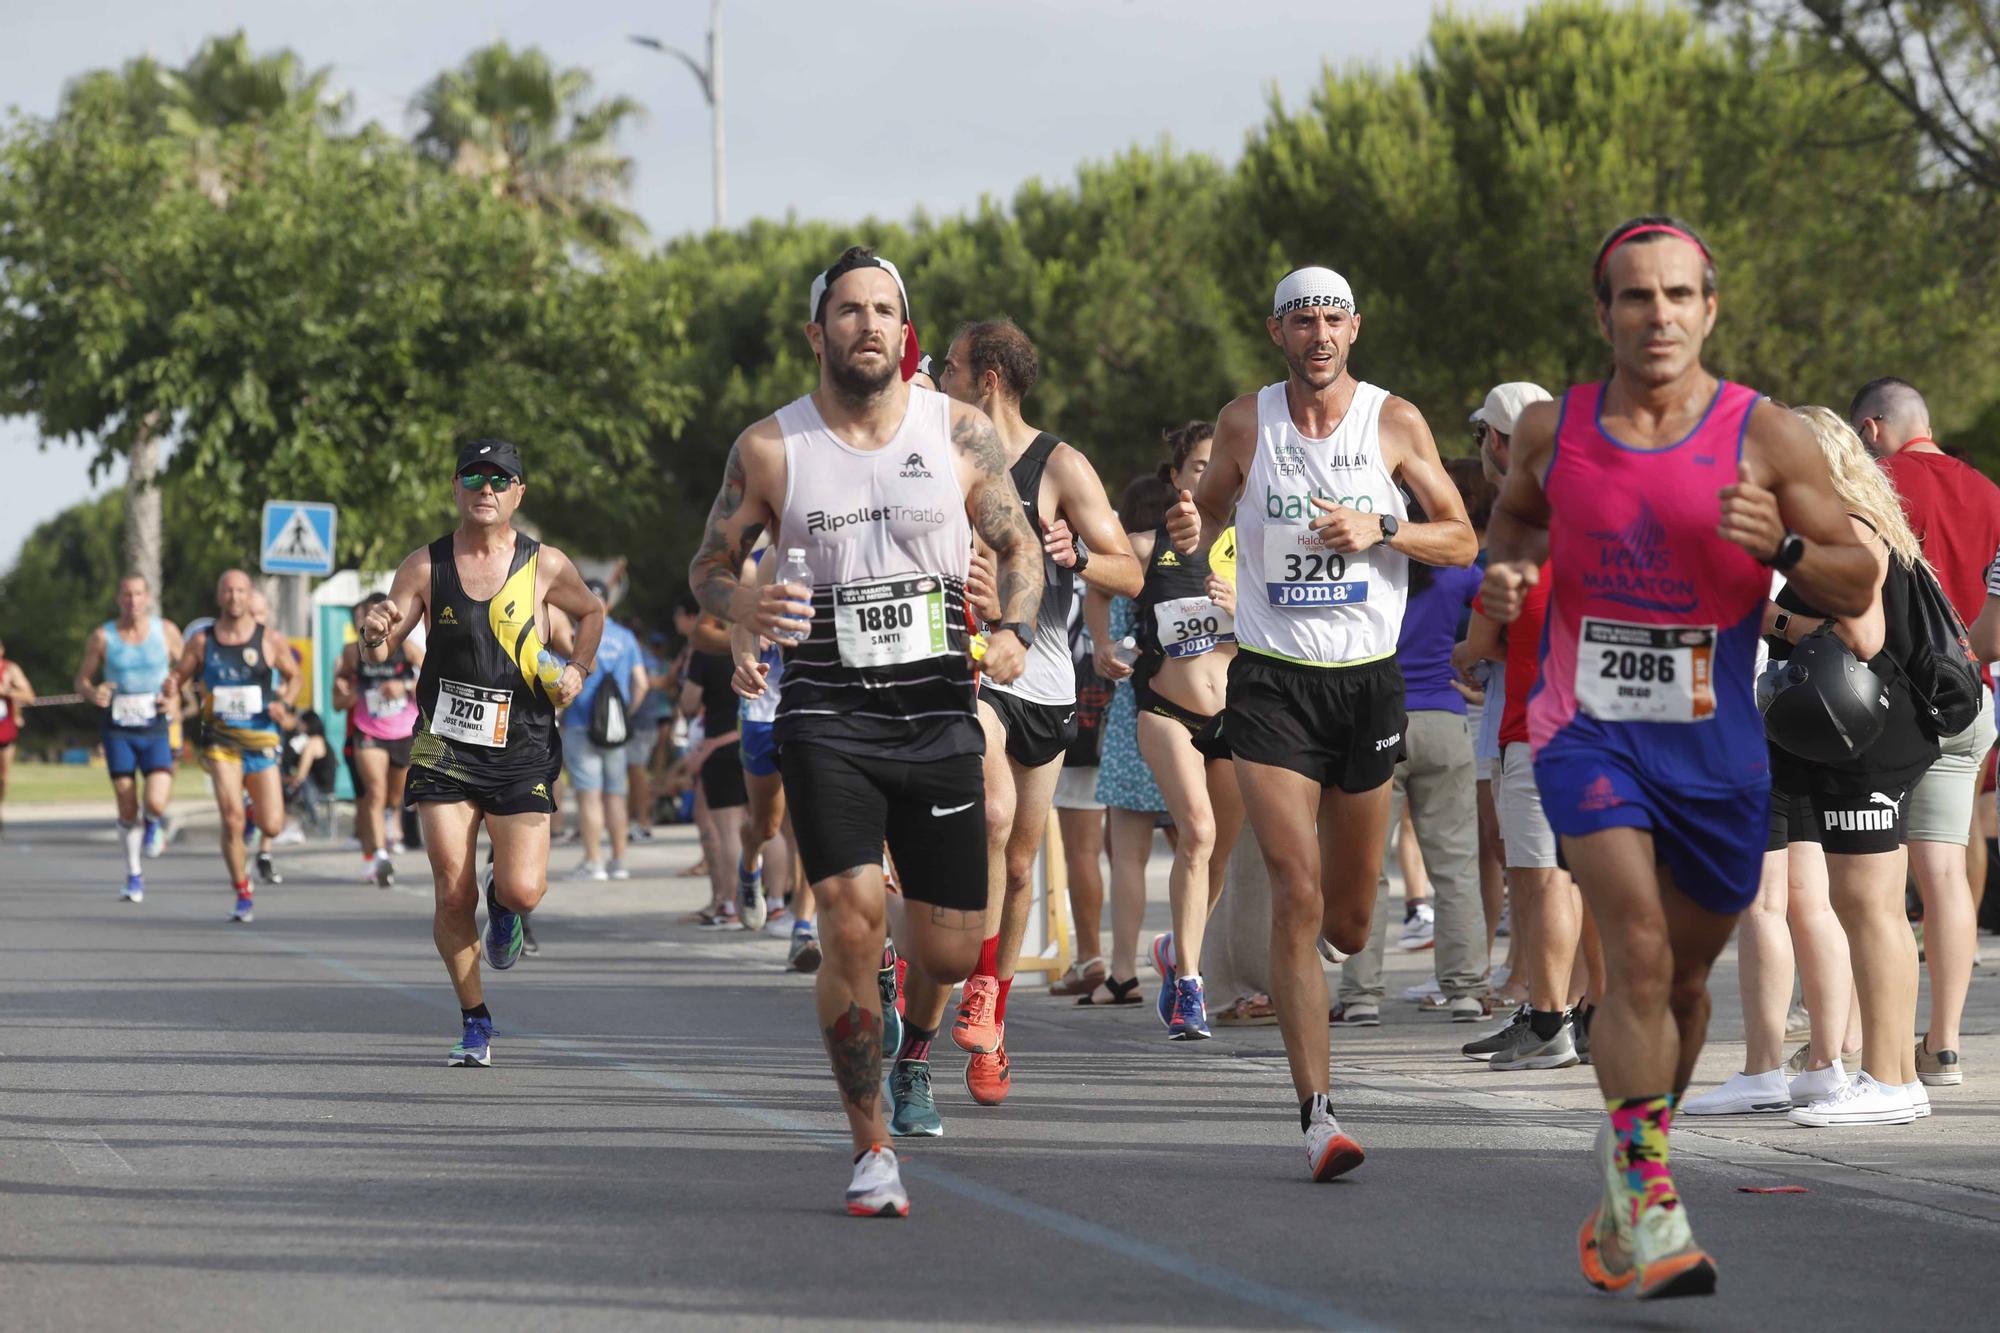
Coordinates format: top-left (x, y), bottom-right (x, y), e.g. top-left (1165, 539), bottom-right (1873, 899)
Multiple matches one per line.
top-left (630, 0), bottom-right (726, 230)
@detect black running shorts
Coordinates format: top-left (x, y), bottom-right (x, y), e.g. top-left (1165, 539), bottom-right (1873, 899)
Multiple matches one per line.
top-left (406, 755), bottom-right (560, 817)
top-left (700, 742), bottom-right (748, 811)
top-left (778, 741), bottom-right (986, 911)
top-left (1767, 782), bottom-right (1911, 857)
top-left (980, 687), bottom-right (1077, 770)
top-left (1218, 651), bottom-right (1405, 792)
top-left (351, 732), bottom-right (416, 768)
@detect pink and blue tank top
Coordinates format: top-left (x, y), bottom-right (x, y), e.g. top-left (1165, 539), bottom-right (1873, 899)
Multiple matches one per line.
top-left (1527, 381), bottom-right (1771, 793)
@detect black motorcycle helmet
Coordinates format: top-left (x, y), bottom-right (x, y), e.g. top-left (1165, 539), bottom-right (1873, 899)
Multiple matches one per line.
top-left (1758, 630), bottom-right (1891, 763)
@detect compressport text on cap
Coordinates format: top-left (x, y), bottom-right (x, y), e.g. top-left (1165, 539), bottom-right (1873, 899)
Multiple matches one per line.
top-left (1272, 267), bottom-right (1356, 317)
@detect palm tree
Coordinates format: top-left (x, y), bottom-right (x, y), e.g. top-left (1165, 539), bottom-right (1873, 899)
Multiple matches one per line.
top-left (412, 43), bottom-right (645, 248)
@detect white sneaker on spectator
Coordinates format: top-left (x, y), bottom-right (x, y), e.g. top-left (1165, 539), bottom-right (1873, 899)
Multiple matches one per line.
top-left (1788, 1072), bottom-right (1914, 1127)
top-left (1788, 1059), bottom-right (1846, 1106)
top-left (1680, 1069), bottom-right (1791, 1115)
top-left (1904, 1081), bottom-right (1932, 1118)
top-left (607, 858), bottom-right (630, 881)
top-left (1398, 902), bottom-right (1435, 951)
top-left (271, 824), bottom-right (307, 847)
top-left (1402, 978), bottom-right (1443, 1003)
top-left (568, 861), bottom-right (609, 882)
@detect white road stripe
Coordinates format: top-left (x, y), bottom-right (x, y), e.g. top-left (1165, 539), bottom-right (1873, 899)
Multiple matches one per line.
top-left (48, 1129), bottom-right (136, 1175)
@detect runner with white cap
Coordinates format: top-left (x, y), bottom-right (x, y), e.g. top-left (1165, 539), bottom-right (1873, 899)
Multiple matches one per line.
top-left (1165, 265), bottom-right (1477, 1181)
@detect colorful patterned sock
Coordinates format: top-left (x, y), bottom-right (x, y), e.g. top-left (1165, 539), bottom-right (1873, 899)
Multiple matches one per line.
top-left (1608, 1095), bottom-right (1678, 1223)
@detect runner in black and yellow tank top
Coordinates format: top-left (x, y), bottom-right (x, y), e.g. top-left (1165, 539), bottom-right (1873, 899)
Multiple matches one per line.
top-left (360, 438), bottom-right (606, 1069)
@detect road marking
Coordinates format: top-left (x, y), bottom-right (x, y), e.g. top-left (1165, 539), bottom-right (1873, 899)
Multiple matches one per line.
top-left (48, 1129), bottom-right (135, 1176)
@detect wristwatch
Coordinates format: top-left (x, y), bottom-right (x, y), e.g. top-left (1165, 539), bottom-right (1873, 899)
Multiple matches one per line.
top-left (998, 622), bottom-right (1035, 650)
top-left (1765, 531), bottom-right (1806, 571)
top-left (1070, 538), bottom-right (1090, 575)
top-left (1772, 611), bottom-right (1792, 636)
top-left (1377, 514), bottom-right (1401, 547)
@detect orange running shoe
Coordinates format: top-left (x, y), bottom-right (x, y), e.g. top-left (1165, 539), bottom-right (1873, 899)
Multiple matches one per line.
top-left (966, 1027), bottom-right (1011, 1105)
top-left (1581, 1119), bottom-right (1636, 1292)
top-left (952, 974), bottom-right (1001, 1054)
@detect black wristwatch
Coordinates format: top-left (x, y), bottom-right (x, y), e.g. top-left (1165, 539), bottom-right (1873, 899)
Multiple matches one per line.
top-left (1070, 538), bottom-right (1090, 575)
top-left (1765, 531), bottom-right (1806, 571)
top-left (1376, 513), bottom-right (1400, 547)
top-left (998, 622), bottom-right (1035, 650)
top-left (1771, 611), bottom-right (1792, 636)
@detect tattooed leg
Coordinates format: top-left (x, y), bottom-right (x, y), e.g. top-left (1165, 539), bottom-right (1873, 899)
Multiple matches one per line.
top-left (813, 865), bottom-right (893, 1150)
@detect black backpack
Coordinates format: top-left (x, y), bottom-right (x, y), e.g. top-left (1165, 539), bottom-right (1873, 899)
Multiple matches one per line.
top-left (1900, 561), bottom-right (1982, 739)
top-left (589, 672), bottom-right (629, 748)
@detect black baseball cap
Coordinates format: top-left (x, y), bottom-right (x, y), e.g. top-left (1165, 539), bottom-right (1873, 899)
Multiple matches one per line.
top-left (456, 438), bottom-right (524, 480)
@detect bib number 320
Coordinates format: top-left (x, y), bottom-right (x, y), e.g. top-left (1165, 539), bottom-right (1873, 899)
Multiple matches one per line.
top-left (1576, 618), bottom-right (1715, 723)
top-left (1263, 527), bottom-right (1369, 608)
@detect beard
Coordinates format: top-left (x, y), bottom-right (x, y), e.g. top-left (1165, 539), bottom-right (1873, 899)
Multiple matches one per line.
top-left (1285, 341), bottom-right (1346, 388)
top-left (827, 340), bottom-right (900, 400)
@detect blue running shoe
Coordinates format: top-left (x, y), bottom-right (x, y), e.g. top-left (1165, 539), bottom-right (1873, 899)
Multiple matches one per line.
top-left (230, 893), bottom-right (254, 923)
top-left (879, 958), bottom-right (902, 1064)
top-left (1168, 977), bottom-right (1212, 1041)
top-left (483, 870), bottom-right (523, 971)
top-left (1151, 933), bottom-right (1178, 1029)
top-left (122, 874), bottom-right (144, 903)
top-left (450, 1016), bottom-right (493, 1067)
top-left (888, 1059), bottom-right (942, 1137)
top-left (143, 819), bottom-right (165, 858)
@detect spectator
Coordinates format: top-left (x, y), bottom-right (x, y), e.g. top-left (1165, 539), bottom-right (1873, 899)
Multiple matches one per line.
top-left (560, 579), bottom-right (649, 881)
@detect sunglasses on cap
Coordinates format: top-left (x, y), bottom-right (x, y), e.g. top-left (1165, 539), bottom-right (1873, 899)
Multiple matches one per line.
top-left (458, 470), bottom-right (518, 492)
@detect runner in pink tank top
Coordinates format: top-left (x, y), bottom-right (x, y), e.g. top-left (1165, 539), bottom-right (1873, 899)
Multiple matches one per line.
top-left (1478, 216), bottom-right (1876, 1301)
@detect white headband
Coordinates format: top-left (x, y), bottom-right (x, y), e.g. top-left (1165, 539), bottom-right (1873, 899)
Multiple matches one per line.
top-left (1272, 266), bottom-right (1356, 317)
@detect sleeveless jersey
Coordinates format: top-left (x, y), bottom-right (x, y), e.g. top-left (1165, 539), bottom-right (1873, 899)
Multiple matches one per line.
top-left (1528, 381), bottom-right (1770, 793)
top-left (986, 432), bottom-right (1077, 707)
top-left (0, 657), bottom-right (16, 744)
top-left (1234, 380), bottom-right (1408, 666)
top-left (200, 622), bottom-right (280, 751)
top-left (351, 648), bottom-right (419, 741)
top-left (103, 617), bottom-right (171, 734)
top-left (773, 385), bottom-right (978, 761)
top-left (409, 532), bottom-right (559, 783)
top-left (1135, 524), bottom-right (1236, 662)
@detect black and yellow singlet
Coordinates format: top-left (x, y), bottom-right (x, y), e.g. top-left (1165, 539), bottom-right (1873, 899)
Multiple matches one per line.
top-left (409, 532), bottom-right (560, 785)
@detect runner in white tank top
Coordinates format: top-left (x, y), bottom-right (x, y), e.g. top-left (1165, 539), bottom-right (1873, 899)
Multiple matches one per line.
top-left (934, 318), bottom-right (1142, 1112)
top-left (1164, 265), bottom-right (1477, 1185)
top-left (688, 247), bottom-right (1045, 1218)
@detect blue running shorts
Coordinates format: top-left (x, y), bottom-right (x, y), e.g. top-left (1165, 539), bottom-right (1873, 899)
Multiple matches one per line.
top-left (740, 721), bottom-right (778, 778)
top-left (104, 728), bottom-right (176, 777)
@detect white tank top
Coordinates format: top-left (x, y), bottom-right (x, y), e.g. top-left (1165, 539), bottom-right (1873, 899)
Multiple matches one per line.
top-left (773, 386), bottom-right (980, 760)
top-left (1233, 380), bottom-right (1408, 667)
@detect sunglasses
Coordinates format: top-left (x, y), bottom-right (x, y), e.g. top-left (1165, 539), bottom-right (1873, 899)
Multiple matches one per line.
top-left (458, 471), bottom-right (517, 492)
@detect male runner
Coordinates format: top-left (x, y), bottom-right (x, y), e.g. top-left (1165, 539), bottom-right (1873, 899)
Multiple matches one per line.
top-left (333, 592), bottom-right (425, 887)
top-left (694, 246), bottom-right (1041, 1217)
top-left (359, 438), bottom-right (601, 1067)
top-left (932, 318), bottom-right (1141, 1110)
top-left (75, 574), bottom-right (184, 901)
top-left (1165, 266), bottom-right (1475, 1181)
top-left (0, 639), bottom-right (34, 840)
top-left (1481, 216), bottom-right (1872, 1298)
top-left (162, 570), bottom-right (302, 922)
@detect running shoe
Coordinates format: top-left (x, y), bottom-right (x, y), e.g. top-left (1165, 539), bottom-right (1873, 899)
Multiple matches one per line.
top-left (846, 1144), bottom-right (909, 1218)
top-left (1398, 901), bottom-right (1435, 951)
top-left (270, 824), bottom-right (306, 848)
top-left (1785, 999), bottom-right (1812, 1043)
top-left (449, 1015), bottom-right (494, 1068)
top-left (736, 859), bottom-right (768, 931)
top-left (879, 951), bottom-right (902, 1058)
top-left (255, 851), bottom-right (282, 885)
top-left (1301, 1093), bottom-right (1364, 1182)
top-left (966, 1029), bottom-right (1011, 1105)
top-left (1402, 978), bottom-right (1444, 1003)
top-left (143, 818), bottom-right (166, 858)
top-left (1329, 1002), bottom-right (1379, 1027)
top-left (1632, 1200), bottom-right (1716, 1300)
top-left (787, 926), bottom-right (823, 974)
top-left (483, 870), bottom-right (524, 971)
top-left (1488, 1017), bottom-right (1579, 1071)
top-left (1573, 1010), bottom-right (1593, 1066)
top-left (607, 858), bottom-right (631, 882)
top-left (1461, 1006), bottom-right (1528, 1060)
top-left (694, 900), bottom-right (739, 930)
top-left (1578, 1118), bottom-right (1636, 1292)
top-left (1916, 1038), bottom-right (1962, 1086)
top-left (520, 917), bottom-right (540, 958)
top-left (763, 906), bottom-right (792, 938)
top-left (1680, 1069), bottom-right (1792, 1116)
top-left (372, 854), bottom-right (396, 890)
top-left (1788, 1071), bottom-right (1915, 1126)
top-left (1151, 933), bottom-right (1178, 1028)
top-left (630, 824), bottom-right (655, 843)
top-left (952, 974), bottom-right (1001, 1054)
top-left (1168, 977), bottom-right (1212, 1041)
top-left (1788, 1059), bottom-right (1846, 1106)
top-left (1448, 995), bottom-right (1492, 1023)
top-left (568, 861), bottom-right (609, 882)
top-left (230, 893), bottom-right (254, 924)
top-left (887, 1060), bottom-right (942, 1137)
top-left (1905, 1081), bottom-right (1932, 1119)
top-left (1315, 935), bottom-right (1349, 964)
top-left (122, 874), bottom-right (144, 904)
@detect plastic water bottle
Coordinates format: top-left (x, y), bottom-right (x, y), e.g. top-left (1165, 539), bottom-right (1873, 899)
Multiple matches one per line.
top-left (1113, 636), bottom-right (1140, 667)
top-left (775, 548), bottom-right (814, 645)
top-left (535, 649), bottom-right (566, 699)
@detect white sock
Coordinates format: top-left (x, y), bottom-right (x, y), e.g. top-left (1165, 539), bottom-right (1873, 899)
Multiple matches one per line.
top-left (1184, 973), bottom-right (1202, 987)
top-left (118, 820), bottom-right (143, 876)
top-left (374, 847), bottom-right (390, 862)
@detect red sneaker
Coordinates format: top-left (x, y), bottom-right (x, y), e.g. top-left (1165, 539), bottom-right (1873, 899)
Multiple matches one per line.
top-left (966, 1028), bottom-right (1011, 1105)
top-left (952, 975), bottom-right (1001, 1054)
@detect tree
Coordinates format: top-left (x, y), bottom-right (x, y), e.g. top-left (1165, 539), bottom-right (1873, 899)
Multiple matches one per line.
top-left (412, 42), bottom-right (645, 249)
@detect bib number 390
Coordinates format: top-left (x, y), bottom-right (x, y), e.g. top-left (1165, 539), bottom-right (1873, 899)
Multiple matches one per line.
top-left (1154, 595), bottom-right (1235, 658)
top-left (835, 575), bottom-right (949, 669)
top-left (1576, 618), bottom-right (1715, 723)
top-left (1263, 527), bottom-right (1369, 608)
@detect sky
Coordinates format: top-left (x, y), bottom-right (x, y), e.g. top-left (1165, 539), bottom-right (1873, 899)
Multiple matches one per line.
top-left (0, 0), bottom-right (1532, 572)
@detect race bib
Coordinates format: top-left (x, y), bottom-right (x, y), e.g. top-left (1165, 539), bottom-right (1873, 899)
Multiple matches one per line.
top-left (364, 685), bottom-right (410, 719)
top-left (432, 678), bottom-right (511, 748)
top-left (211, 684), bottom-right (264, 724)
top-left (834, 575), bottom-right (949, 669)
top-left (1153, 596), bottom-right (1235, 659)
top-left (1576, 618), bottom-right (1715, 724)
top-left (1262, 527), bottom-right (1368, 608)
top-left (111, 694), bottom-right (158, 727)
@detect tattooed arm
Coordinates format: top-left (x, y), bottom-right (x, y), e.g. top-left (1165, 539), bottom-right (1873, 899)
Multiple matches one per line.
top-left (686, 420), bottom-right (809, 639)
top-left (951, 402), bottom-right (1043, 685)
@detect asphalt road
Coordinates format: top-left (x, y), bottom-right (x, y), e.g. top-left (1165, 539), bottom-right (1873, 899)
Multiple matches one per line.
top-left (4, 811), bottom-right (1997, 1332)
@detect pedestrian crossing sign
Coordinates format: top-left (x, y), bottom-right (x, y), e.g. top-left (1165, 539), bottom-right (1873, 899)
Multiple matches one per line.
top-left (261, 501), bottom-right (338, 576)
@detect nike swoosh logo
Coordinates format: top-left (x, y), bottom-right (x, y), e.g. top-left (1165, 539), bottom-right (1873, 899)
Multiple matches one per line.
top-left (930, 802), bottom-right (976, 817)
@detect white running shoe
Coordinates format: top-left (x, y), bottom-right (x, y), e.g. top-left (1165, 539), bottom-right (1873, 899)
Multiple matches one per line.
top-left (1315, 935), bottom-right (1349, 965)
top-left (1398, 902), bottom-right (1436, 950)
top-left (1904, 1081), bottom-right (1932, 1119)
top-left (568, 861), bottom-right (609, 882)
top-left (607, 858), bottom-right (631, 881)
top-left (763, 910), bottom-right (793, 939)
top-left (1788, 1071), bottom-right (1915, 1127)
top-left (845, 1144), bottom-right (909, 1218)
top-left (1301, 1094), bottom-right (1365, 1182)
top-left (1401, 978), bottom-right (1444, 1003)
top-left (1680, 1069), bottom-right (1792, 1116)
top-left (1787, 1059), bottom-right (1847, 1107)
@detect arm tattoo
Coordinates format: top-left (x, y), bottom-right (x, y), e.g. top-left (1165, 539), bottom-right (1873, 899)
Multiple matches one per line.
top-left (823, 1002), bottom-right (882, 1115)
top-left (955, 413), bottom-right (1042, 623)
top-left (690, 444), bottom-right (764, 620)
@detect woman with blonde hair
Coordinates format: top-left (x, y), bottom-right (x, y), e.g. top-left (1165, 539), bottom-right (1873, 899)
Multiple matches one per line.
top-left (1759, 405), bottom-right (1937, 1127)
